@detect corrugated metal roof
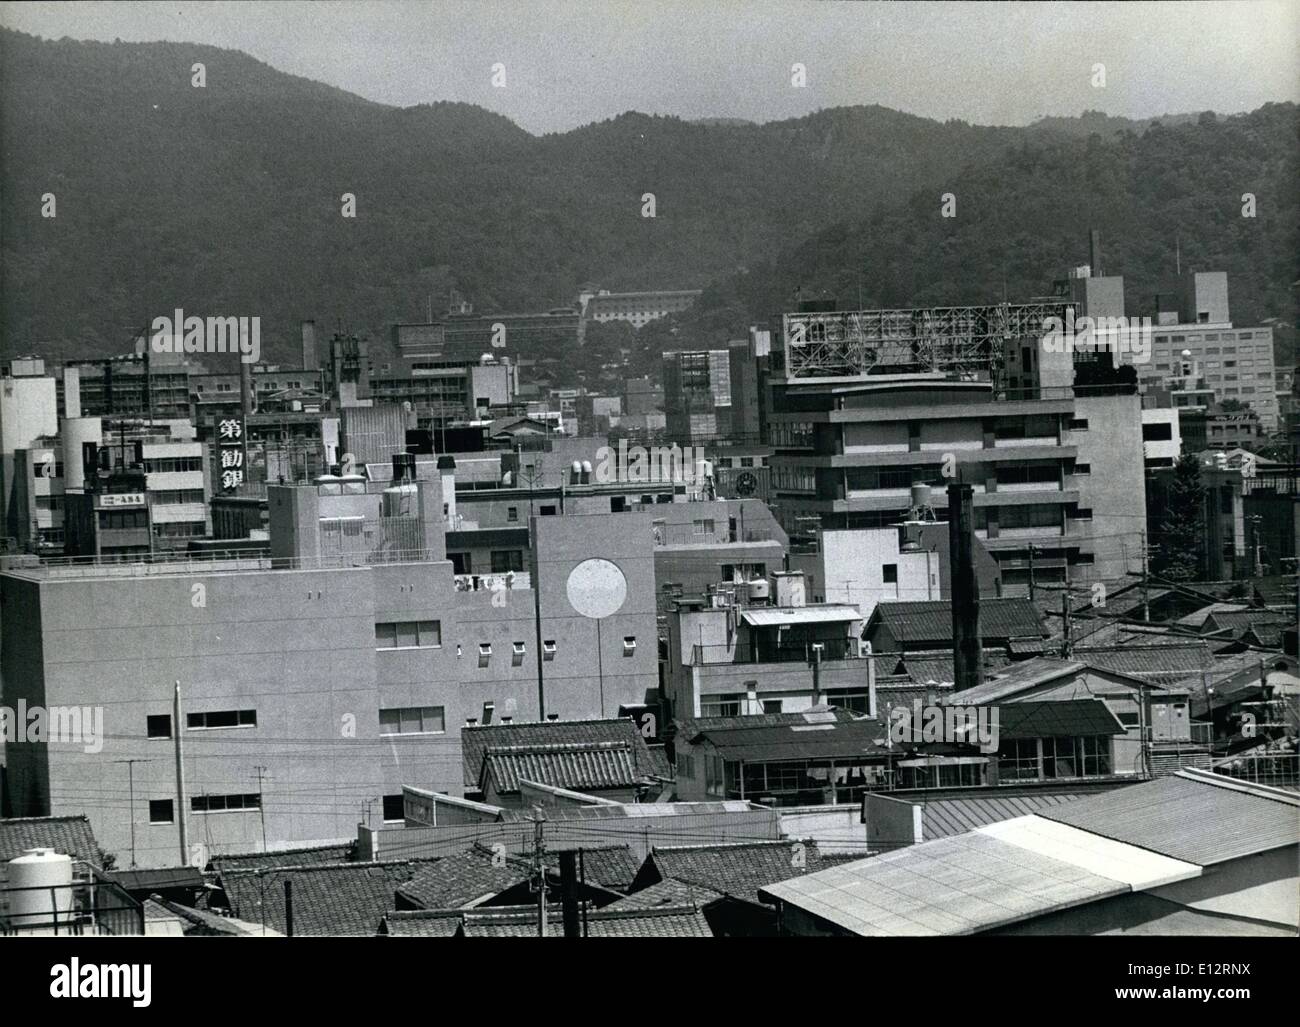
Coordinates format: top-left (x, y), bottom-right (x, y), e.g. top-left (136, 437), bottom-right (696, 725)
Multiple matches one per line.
top-left (740, 605), bottom-right (861, 627)
top-left (695, 718), bottom-right (890, 762)
top-left (482, 741), bottom-right (641, 794)
top-left (918, 787), bottom-right (1112, 840)
top-left (947, 657), bottom-right (1086, 704)
top-left (1040, 770), bottom-right (1300, 865)
top-left (995, 699), bottom-right (1126, 740)
top-left (760, 831), bottom-right (1130, 935)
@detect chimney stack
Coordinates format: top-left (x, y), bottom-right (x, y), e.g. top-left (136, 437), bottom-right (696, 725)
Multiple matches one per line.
top-left (301, 320), bottom-right (318, 371)
top-left (948, 481), bottom-right (983, 691)
top-left (1089, 229), bottom-right (1103, 278)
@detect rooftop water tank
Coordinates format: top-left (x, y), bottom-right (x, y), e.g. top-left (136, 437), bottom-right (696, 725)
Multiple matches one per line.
top-left (8, 848), bottom-right (74, 930)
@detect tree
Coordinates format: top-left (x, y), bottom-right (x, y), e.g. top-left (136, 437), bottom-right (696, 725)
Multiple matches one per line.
top-left (1155, 454), bottom-right (1206, 581)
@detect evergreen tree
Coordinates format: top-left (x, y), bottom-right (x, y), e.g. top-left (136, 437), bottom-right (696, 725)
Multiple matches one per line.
top-left (1155, 454), bottom-right (1206, 581)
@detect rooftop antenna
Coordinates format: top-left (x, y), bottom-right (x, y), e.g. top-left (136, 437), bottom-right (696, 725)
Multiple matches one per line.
top-left (1175, 235), bottom-right (1181, 276)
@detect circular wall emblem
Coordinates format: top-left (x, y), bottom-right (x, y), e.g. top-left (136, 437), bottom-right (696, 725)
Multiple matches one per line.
top-left (566, 558), bottom-right (628, 619)
top-left (735, 471), bottom-right (758, 496)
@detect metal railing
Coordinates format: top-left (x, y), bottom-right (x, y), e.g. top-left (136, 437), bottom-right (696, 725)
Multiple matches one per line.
top-left (3, 545), bottom-right (444, 579)
top-left (690, 638), bottom-right (863, 665)
top-left (1212, 750), bottom-right (1300, 788)
top-left (0, 866), bottom-right (144, 936)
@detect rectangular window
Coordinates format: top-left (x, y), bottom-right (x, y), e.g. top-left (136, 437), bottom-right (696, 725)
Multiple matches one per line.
top-left (379, 705), bottom-right (445, 735)
top-left (882, 564), bottom-right (898, 584)
top-left (375, 620), bottom-right (441, 648)
top-left (1142, 422), bottom-right (1173, 441)
top-left (507, 506), bottom-right (518, 522)
top-left (542, 639), bottom-right (557, 661)
top-left (382, 795), bottom-right (405, 822)
top-left (1067, 418), bottom-right (1088, 431)
top-left (762, 700), bottom-right (784, 714)
top-left (186, 709), bottom-right (256, 730)
top-left (147, 714), bottom-right (172, 739)
top-left (149, 799), bottom-right (174, 824)
top-left (491, 550), bottom-right (524, 573)
top-left (191, 793), bottom-right (261, 813)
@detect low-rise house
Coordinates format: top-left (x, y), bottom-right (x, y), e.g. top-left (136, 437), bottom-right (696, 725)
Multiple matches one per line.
top-left (626, 838), bottom-right (852, 936)
top-left (948, 656), bottom-right (1204, 777)
top-left (864, 597), bottom-right (1048, 656)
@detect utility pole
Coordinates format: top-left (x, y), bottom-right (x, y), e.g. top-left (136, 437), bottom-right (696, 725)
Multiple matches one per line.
top-left (1140, 529), bottom-right (1150, 622)
top-left (112, 758), bottom-right (152, 868)
top-left (1060, 591), bottom-right (1072, 658)
top-left (1247, 515), bottom-right (1263, 577)
top-left (533, 810), bottom-right (548, 938)
top-left (254, 765), bottom-right (269, 853)
top-left (809, 642), bottom-right (823, 705)
top-left (1027, 544), bottom-right (1037, 601)
top-left (173, 681), bottom-right (189, 865)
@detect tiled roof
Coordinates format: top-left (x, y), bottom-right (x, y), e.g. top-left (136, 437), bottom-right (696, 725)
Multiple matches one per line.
top-left (1040, 769), bottom-right (1300, 866)
top-left (462, 718), bottom-right (655, 790)
top-left (947, 656), bottom-right (1086, 704)
top-left (644, 744), bottom-right (673, 780)
top-left (219, 859), bottom-right (439, 936)
top-left (459, 903), bottom-right (713, 937)
top-left (111, 866), bottom-right (206, 892)
top-left (0, 815), bottom-right (100, 864)
top-left (1076, 643), bottom-right (1215, 686)
top-left (636, 839), bottom-right (848, 906)
top-left (892, 652), bottom-right (1010, 687)
top-left (148, 896), bottom-right (261, 936)
top-left (542, 845), bottom-right (639, 893)
top-left (395, 850), bottom-right (532, 909)
top-left (868, 598), bottom-right (1046, 645)
top-left (604, 877), bottom-right (720, 909)
top-left (381, 909), bottom-right (464, 937)
top-left (481, 740), bottom-right (641, 795)
top-left (209, 842), bottom-right (355, 873)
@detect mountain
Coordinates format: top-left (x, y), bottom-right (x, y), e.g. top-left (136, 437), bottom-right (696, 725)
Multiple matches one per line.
top-left (1, 29), bottom-right (1296, 370)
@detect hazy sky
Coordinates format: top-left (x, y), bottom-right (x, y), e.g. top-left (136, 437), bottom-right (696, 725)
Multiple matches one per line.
top-left (1, 1), bottom-right (1296, 134)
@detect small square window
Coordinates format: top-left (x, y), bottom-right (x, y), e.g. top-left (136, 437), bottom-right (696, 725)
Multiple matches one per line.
top-left (543, 640), bottom-right (556, 661)
top-left (882, 564), bottom-right (898, 584)
top-left (382, 795), bottom-right (405, 822)
top-left (622, 636), bottom-right (637, 656)
top-left (149, 799), bottom-right (174, 824)
top-left (479, 643), bottom-right (492, 656)
top-left (507, 506), bottom-right (519, 522)
top-left (147, 714), bottom-right (172, 739)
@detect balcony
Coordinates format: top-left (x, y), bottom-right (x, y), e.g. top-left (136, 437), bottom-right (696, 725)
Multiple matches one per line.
top-left (690, 637), bottom-right (862, 666)
top-left (453, 571), bottom-right (531, 593)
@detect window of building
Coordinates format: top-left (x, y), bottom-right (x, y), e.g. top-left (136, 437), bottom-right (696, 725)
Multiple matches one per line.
top-left (191, 793), bottom-right (261, 813)
top-left (1067, 418), bottom-right (1089, 431)
top-left (382, 795), bottom-right (405, 822)
top-left (1142, 423), bottom-right (1173, 441)
top-left (1072, 462), bottom-right (1092, 474)
top-left (539, 505), bottom-right (557, 516)
top-left (542, 639), bottom-right (557, 660)
top-left (623, 636), bottom-right (637, 656)
top-left (147, 715), bottom-right (172, 739)
top-left (149, 799), bottom-right (174, 824)
top-left (491, 550), bottom-right (524, 573)
top-left (507, 506), bottom-right (518, 523)
top-left (693, 519), bottom-right (715, 535)
top-left (379, 705), bottom-right (445, 735)
top-left (375, 620), bottom-right (441, 648)
top-left (882, 564), bottom-right (898, 584)
top-left (762, 700), bottom-right (784, 714)
top-left (186, 709), bottom-right (256, 730)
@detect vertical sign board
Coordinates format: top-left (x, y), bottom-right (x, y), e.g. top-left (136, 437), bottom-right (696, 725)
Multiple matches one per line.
top-left (218, 415), bottom-right (245, 493)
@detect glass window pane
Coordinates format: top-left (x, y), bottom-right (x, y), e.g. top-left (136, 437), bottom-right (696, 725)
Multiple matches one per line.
top-left (395, 622), bottom-right (419, 647)
top-left (375, 623), bottom-right (397, 647)
top-left (417, 620), bottom-right (441, 647)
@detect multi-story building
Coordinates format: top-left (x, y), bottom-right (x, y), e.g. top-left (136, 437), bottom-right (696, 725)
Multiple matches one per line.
top-left (392, 309), bottom-right (582, 362)
top-left (762, 300), bottom-right (1146, 585)
top-left (1, 467), bottom-right (659, 868)
top-left (661, 570), bottom-right (873, 722)
top-left (1, 357), bottom-right (60, 547)
top-left (663, 349), bottom-right (732, 443)
top-left (1126, 272), bottom-right (1279, 432)
top-left (578, 288), bottom-right (702, 328)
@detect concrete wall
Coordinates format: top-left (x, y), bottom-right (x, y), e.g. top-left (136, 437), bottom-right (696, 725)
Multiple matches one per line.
top-left (1073, 392), bottom-right (1147, 582)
